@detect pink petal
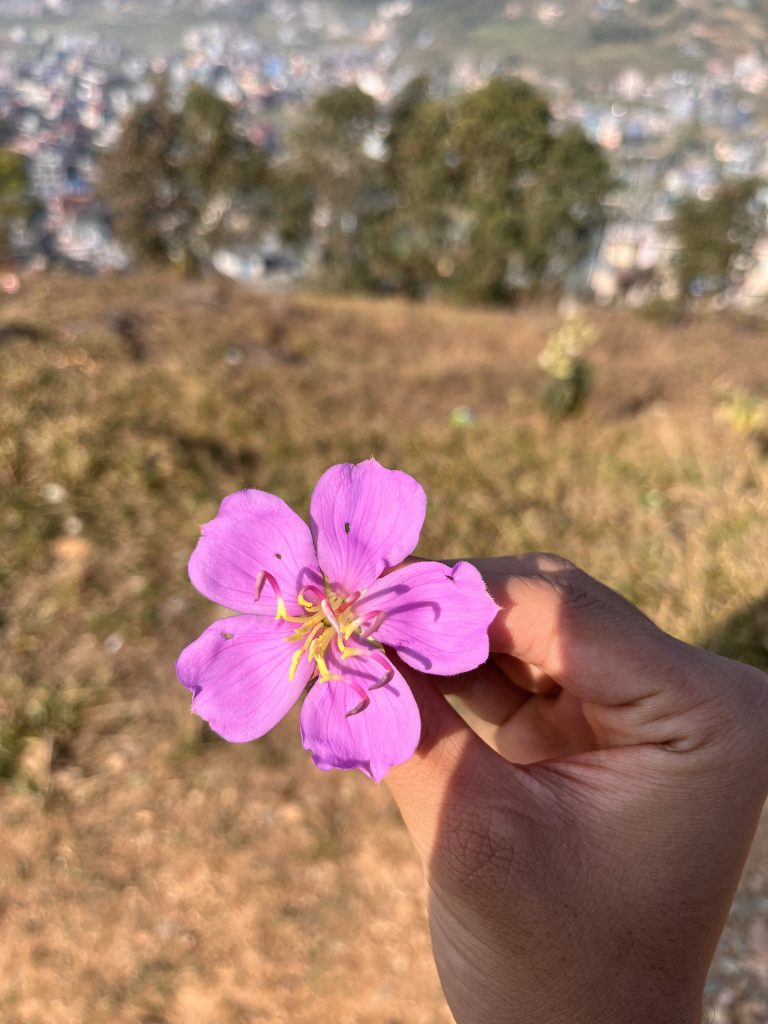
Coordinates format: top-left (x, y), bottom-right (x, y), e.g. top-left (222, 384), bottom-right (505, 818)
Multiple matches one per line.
top-left (309, 459), bottom-right (426, 595)
top-left (357, 560), bottom-right (498, 675)
top-left (299, 648), bottom-right (420, 781)
top-left (189, 489), bottom-right (321, 615)
top-left (176, 614), bottom-right (313, 742)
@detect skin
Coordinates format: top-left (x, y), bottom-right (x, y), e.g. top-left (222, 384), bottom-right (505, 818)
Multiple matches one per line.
top-left (384, 554), bottom-right (768, 1024)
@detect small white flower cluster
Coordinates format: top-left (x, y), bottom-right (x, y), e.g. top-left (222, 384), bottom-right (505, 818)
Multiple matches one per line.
top-left (538, 315), bottom-right (598, 382)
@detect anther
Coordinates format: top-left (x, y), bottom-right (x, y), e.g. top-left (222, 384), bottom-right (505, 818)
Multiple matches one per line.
top-left (366, 651), bottom-right (394, 690)
top-left (359, 611), bottom-right (385, 640)
top-left (345, 682), bottom-right (370, 718)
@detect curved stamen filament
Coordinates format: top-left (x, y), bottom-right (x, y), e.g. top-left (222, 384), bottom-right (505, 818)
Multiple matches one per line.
top-left (318, 598), bottom-right (371, 662)
top-left (358, 611), bottom-right (385, 640)
top-left (320, 598), bottom-right (339, 631)
top-left (338, 637), bottom-right (364, 659)
top-left (334, 592), bottom-right (361, 616)
top-left (365, 650), bottom-right (395, 690)
top-left (258, 569), bottom-right (308, 623)
top-left (339, 609), bottom-right (385, 640)
top-left (286, 609), bottom-right (326, 644)
top-left (309, 628), bottom-right (338, 682)
top-left (298, 584), bottom-right (326, 608)
top-left (345, 681), bottom-right (371, 718)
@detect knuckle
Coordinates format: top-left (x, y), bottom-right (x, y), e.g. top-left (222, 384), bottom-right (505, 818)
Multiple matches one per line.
top-left (540, 565), bottom-right (604, 616)
top-left (546, 563), bottom-right (654, 634)
top-left (670, 653), bottom-right (768, 773)
top-left (529, 552), bottom-right (578, 575)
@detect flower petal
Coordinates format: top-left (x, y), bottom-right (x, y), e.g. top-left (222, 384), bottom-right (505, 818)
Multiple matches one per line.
top-left (357, 560), bottom-right (498, 675)
top-left (299, 649), bottom-right (420, 781)
top-left (189, 489), bottom-right (321, 615)
top-left (176, 614), bottom-right (313, 742)
top-left (309, 459), bottom-right (426, 594)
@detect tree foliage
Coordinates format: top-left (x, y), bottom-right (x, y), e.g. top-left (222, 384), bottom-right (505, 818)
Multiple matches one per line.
top-left (101, 74), bottom-right (613, 302)
top-left (101, 79), bottom-right (270, 273)
top-left (0, 150), bottom-right (38, 256)
top-left (284, 75), bottom-right (613, 302)
top-left (446, 78), bottom-right (611, 301)
top-left (283, 85), bottom-right (380, 290)
top-left (388, 77), bottom-right (610, 302)
top-left (674, 179), bottom-right (764, 299)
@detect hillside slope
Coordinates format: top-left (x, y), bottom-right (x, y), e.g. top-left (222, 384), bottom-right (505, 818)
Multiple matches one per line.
top-left (1, 272), bottom-right (767, 1023)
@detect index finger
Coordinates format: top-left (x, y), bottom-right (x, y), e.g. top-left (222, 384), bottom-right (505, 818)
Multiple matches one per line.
top-left (469, 554), bottom-right (694, 709)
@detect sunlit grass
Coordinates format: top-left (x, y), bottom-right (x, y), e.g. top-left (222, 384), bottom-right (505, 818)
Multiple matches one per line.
top-left (1, 270), bottom-right (767, 780)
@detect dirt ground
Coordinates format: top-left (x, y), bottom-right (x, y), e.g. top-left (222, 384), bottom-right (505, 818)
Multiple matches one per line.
top-left (2, 272), bottom-right (767, 1022)
top-left (1, 712), bottom-right (450, 1024)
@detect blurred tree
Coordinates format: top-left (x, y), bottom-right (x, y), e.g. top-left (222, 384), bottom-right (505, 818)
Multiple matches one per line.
top-left (443, 78), bottom-right (613, 303)
top-left (101, 79), bottom-right (270, 274)
top-left (321, 75), bottom-right (612, 304)
top-left (278, 75), bottom-right (612, 302)
top-left (523, 125), bottom-right (614, 285)
top-left (0, 150), bottom-right (39, 258)
top-left (100, 79), bottom-right (182, 266)
top-left (270, 159), bottom-right (315, 250)
top-left (361, 77), bottom-right (456, 297)
top-left (283, 85), bottom-right (380, 290)
top-left (674, 179), bottom-right (764, 300)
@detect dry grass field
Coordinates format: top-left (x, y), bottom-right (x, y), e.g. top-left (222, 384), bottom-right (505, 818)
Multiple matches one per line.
top-left (1, 271), bottom-right (768, 1023)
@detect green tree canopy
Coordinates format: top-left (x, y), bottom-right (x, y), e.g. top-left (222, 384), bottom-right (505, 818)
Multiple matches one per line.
top-left (674, 178), bottom-right (764, 299)
top-left (103, 74), bottom-right (613, 300)
top-left (288, 75), bottom-right (613, 303)
top-left (361, 78), bottom-right (455, 297)
top-left (281, 84), bottom-right (380, 290)
top-left (0, 150), bottom-right (38, 257)
top-left (101, 80), bottom-right (270, 274)
top-left (382, 76), bottom-right (613, 303)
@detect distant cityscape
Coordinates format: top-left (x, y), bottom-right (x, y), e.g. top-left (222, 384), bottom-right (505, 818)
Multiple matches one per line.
top-left (4, 0), bottom-right (768, 304)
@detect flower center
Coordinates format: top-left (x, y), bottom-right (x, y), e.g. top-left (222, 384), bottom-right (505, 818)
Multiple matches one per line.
top-left (282, 583), bottom-right (371, 683)
top-left (254, 573), bottom-right (382, 679)
top-left (254, 571), bottom-right (391, 716)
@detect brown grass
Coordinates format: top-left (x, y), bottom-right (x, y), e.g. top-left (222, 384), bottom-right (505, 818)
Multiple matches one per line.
top-left (1, 271), bottom-right (767, 1023)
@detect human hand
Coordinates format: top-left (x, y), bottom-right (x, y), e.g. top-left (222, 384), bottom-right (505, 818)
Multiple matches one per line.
top-left (385, 555), bottom-right (768, 1024)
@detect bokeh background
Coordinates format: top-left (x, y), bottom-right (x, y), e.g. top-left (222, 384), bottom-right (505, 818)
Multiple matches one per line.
top-left (2, 2), bottom-right (768, 1022)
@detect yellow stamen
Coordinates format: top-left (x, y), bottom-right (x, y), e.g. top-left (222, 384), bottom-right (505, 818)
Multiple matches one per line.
top-left (275, 596), bottom-right (308, 625)
top-left (288, 621), bottom-right (325, 682)
top-left (310, 629), bottom-right (337, 682)
top-left (285, 609), bottom-right (325, 644)
top-left (341, 617), bottom-right (361, 640)
top-left (336, 633), bottom-right (353, 656)
top-left (339, 643), bottom-right (366, 662)
top-left (278, 576), bottom-right (386, 687)
top-left (288, 648), bottom-right (303, 682)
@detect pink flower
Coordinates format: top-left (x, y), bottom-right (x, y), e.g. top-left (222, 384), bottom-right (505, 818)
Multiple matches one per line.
top-left (176, 459), bottom-right (498, 781)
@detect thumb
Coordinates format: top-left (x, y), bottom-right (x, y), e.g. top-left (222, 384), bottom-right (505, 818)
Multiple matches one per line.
top-left (475, 553), bottom-right (763, 754)
top-left (385, 657), bottom-right (503, 861)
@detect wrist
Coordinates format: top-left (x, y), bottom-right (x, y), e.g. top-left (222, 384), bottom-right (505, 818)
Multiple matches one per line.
top-left (435, 930), bottom-right (706, 1024)
top-left (452, 988), bottom-right (704, 1024)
